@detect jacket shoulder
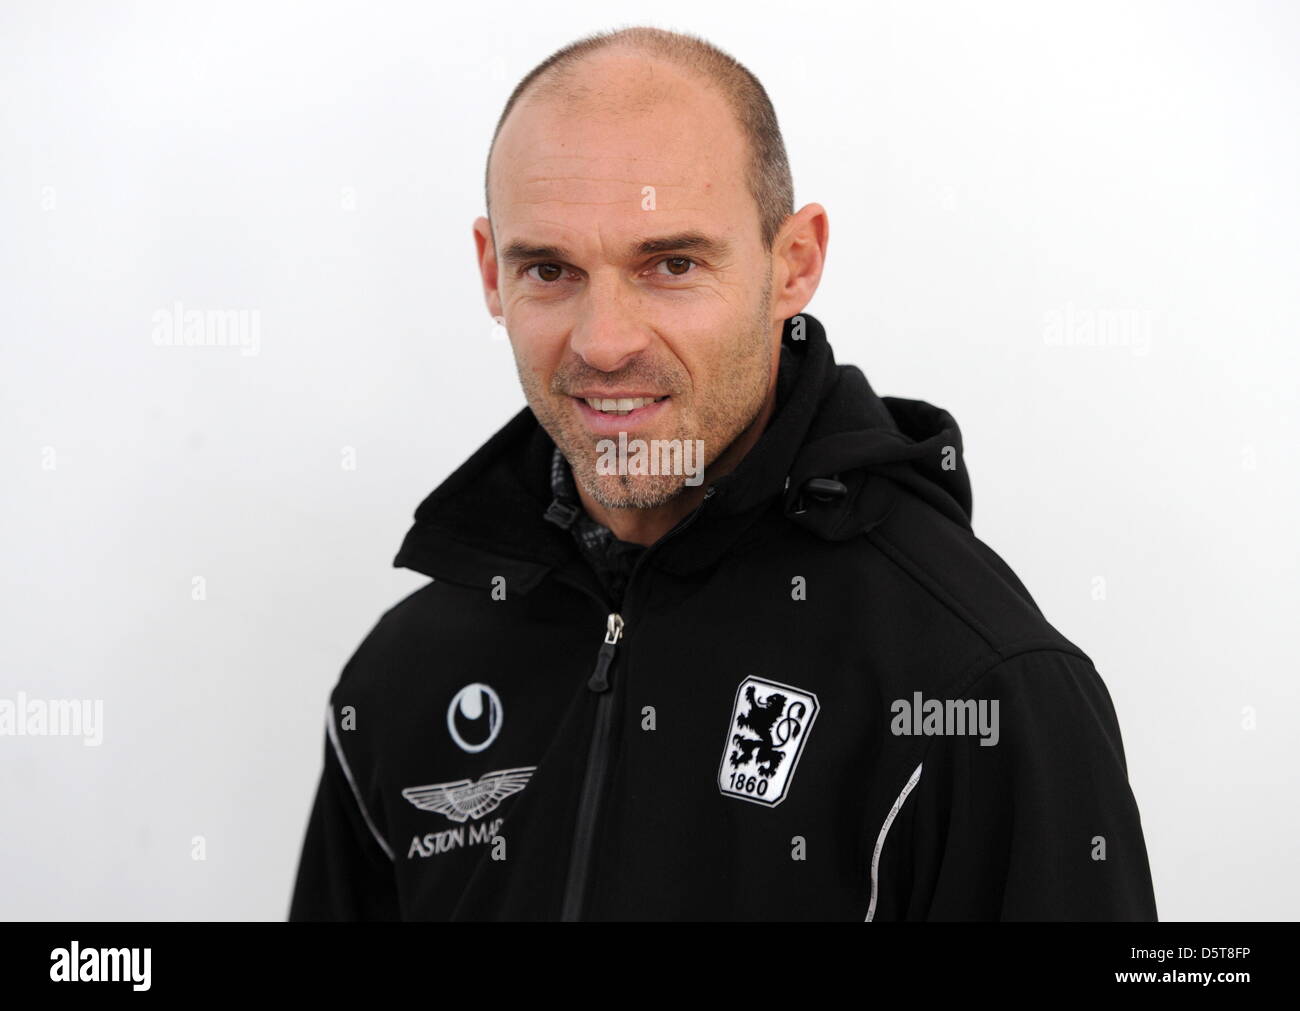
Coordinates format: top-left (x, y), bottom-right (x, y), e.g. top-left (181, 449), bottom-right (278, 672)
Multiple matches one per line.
top-left (865, 479), bottom-right (1086, 663)
top-left (330, 580), bottom-right (446, 701)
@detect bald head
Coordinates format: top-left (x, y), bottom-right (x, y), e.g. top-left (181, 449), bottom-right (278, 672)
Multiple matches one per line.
top-left (484, 27), bottom-right (793, 251)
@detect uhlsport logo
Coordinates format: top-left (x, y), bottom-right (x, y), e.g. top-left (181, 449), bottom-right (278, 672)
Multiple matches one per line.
top-left (718, 677), bottom-right (819, 806)
top-left (447, 682), bottom-right (502, 753)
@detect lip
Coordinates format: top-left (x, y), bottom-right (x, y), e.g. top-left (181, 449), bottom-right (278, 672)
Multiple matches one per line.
top-left (572, 394), bottom-right (670, 435)
top-left (570, 391), bottom-right (666, 400)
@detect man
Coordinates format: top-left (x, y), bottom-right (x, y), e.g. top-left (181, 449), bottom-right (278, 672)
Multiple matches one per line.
top-left (288, 26), bottom-right (1157, 921)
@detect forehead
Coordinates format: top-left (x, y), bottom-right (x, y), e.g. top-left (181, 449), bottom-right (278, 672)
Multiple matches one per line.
top-left (489, 57), bottom-right (754, 248)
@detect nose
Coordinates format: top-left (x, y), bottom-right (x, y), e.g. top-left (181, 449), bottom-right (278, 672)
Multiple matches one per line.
top-left (568, 288), bottom-right (653, 374)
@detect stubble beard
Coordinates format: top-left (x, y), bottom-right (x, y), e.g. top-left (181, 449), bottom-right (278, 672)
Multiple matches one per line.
top-left (517, 276), bottom-right (775, 513)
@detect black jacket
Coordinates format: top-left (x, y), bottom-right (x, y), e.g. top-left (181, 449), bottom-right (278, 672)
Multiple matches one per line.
top-left (288, 312), bottom-right (1158, 921)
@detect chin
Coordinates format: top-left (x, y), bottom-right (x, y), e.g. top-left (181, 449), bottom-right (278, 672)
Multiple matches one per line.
top-left (581, 473), bottom-right (687, 512)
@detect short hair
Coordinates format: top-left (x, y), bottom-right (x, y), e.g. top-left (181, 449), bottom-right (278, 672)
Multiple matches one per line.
top-left (484, 26), bottom-right (795, 251)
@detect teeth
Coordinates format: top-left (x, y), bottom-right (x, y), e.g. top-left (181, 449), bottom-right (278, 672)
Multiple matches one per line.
top-left (584, 396), bottom-right (666, 415)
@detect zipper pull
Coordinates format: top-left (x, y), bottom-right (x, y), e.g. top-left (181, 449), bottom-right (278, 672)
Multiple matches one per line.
top-left (587, 613), bottom-right (624, 692)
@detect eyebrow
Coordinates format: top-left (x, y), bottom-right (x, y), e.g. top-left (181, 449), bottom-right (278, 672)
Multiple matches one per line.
top-left (498, 231), bottom-right (733, 269)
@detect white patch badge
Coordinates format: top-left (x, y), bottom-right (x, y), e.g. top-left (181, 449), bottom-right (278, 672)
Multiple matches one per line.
top-left (719, 677), bottom-right (819, 806)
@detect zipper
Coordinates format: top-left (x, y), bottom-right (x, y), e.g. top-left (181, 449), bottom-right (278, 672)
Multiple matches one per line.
top-left (559, 612), bottom-right (623, 921)
top-left (587, 612), bottom-right (624, 691)
top-left (557, 486), bottom-right (716, 921)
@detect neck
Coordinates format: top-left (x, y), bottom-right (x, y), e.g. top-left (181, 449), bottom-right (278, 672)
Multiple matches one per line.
top-left (575, 381), bottom-right (780, 547)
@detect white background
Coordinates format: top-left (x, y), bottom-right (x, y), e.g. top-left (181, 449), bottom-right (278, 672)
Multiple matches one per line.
top-left (2, 0), bottom-right (1297, 920)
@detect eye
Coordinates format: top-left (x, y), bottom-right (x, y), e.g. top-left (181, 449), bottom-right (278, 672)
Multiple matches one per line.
top-left (655, 256), bottom-right (697, 277)
top-left (525, 263), bottom-right (566, 283)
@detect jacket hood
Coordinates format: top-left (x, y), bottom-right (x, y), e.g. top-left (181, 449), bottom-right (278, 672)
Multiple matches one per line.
top-left (394, 312), bottom-right (971, 592)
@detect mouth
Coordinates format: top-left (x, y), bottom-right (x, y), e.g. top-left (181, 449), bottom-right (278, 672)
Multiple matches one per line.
top-left (571, 393), bottom-right (671, 432)
top-left (577, 394), bottom-right (669, 416)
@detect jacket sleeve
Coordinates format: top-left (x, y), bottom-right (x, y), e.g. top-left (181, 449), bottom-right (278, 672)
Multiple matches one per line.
top-left (288, 705), bottom-right (402, 921)
top-left (901, 649), bottom-right (1158, 921)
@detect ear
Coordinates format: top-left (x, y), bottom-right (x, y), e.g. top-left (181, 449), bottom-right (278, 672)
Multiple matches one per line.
top-left (473, 216), bottom-right (503, 319)
top-left (769, 203), bottom-right (829, 321)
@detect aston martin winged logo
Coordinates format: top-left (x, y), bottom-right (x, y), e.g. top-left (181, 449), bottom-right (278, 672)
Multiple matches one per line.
top-left (400, 766), bottom-right (537, 823)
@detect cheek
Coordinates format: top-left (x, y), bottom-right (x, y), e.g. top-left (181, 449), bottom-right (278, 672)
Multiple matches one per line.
top-left (697, 329), bottom-right (768, 408)
top-left (682, 329), bottom-right (739, 390)
top-left (509, 326), bottom-right (565, 377)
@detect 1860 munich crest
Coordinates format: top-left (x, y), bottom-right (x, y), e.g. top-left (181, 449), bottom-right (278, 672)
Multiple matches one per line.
top-left (718, 677), bottom-right (819, 807)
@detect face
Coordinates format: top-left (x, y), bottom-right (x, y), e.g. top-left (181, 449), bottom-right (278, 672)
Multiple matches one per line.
top-left (476, 52), bottom-right (781, 510)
